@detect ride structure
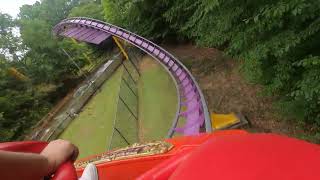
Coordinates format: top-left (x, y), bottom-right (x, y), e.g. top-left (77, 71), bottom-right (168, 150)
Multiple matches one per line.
top-left (52, 17), bottom-right (212, 137)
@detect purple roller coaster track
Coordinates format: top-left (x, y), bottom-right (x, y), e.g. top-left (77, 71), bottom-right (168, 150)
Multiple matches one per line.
top-left (53, 17), bottom-right (213, 136)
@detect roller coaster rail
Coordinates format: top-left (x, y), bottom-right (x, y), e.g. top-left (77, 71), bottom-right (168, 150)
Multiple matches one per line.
top-left (53, 17), bottom-right (213, 136)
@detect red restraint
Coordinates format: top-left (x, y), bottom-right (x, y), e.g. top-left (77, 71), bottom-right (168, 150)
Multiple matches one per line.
top-left (170, 134), bottom-right (320, 180)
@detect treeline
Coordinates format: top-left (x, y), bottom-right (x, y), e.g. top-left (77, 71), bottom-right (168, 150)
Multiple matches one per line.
top-left (102, 0), bottom-right (320, 126)
top-left (0, 0), bottom-right (104, 141)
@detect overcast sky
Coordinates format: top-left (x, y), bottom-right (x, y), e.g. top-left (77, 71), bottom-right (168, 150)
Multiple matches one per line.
top-left (0, 0), bottom-right (38, 17)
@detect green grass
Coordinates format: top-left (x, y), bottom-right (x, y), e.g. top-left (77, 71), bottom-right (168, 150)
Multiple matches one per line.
top-left (109, 71), bottom-right (139, 149)
top-left (59, 66), bottom-right (123, 158)
top-left (59, 55), bottom-right (178, 157)
top-left (138, 57), bottom-right (178, 141)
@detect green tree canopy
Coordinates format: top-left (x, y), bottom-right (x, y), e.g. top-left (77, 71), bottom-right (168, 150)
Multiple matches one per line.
top-left (0, 0), bottom-right (101, 141)
top-left (68, 1), bottom-right (105, 20)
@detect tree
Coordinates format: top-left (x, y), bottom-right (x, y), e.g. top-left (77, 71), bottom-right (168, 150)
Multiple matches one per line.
top-left (68, 2), bottom-right (105, 20)
top-left (0, 13), bottom-right (22, 60)
top-left (0, 0), bottom-right (101, 141)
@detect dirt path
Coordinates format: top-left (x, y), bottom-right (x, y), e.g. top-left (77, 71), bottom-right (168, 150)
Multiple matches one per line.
top-left (164, 44), bottom-right (310, 141)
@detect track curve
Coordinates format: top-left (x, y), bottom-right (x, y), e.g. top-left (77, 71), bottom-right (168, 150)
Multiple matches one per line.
top-left (53, 17), bottom-right (212, 136)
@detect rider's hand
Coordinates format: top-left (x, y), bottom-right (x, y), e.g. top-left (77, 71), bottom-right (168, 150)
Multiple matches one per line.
top-left (40, 139), bottom-right (79, 174)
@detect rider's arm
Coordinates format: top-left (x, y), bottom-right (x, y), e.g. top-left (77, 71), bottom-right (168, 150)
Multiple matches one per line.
top-left (0, 150), bottom-right (50, 180)
top-left (0, 139), bottom-right (78, 180)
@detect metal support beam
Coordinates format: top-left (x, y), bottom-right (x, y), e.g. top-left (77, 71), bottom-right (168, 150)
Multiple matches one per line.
top-left (122, 77), bottom-right (137, 98)
top-left (123, 63), bottom-right (137, 84)
top-left (115, 127), bottom-right (130, 145)
top-left (119, 96), bottom-right (138, 121)
top-left (113, 36), bottom-right (129, 60)
top-left (125, 48), bottom-right (141, 76)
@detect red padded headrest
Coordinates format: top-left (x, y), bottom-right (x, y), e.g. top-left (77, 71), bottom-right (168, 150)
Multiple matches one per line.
top-left (170, 134), bottom-right (320, 180)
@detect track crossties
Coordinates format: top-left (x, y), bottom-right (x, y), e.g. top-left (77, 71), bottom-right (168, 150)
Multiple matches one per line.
top-left (53, 17), bottom-right (212, 136)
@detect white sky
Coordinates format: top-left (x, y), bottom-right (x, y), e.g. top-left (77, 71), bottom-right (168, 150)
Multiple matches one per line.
top-left (0, 0), bottom-right (38, 17)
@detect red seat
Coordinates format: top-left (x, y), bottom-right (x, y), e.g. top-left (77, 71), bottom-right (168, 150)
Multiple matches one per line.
top-left (170, 133), bottom-right (320, 180)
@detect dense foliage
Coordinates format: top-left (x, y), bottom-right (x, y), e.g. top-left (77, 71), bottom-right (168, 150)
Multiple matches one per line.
top-left (0, 0), bottom-right (104, 141)
top-left (102, 0), bottom-right (320, 126)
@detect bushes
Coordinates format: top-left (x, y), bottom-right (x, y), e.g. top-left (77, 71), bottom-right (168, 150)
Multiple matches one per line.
top-left (102, 0), bottom-right (176, 40)
top-left (68, 2), bottom-right (105, 20)
top-left (102, 0), bottom-right (320, 125)
top-left (0, 0), bottom-right (105, 141)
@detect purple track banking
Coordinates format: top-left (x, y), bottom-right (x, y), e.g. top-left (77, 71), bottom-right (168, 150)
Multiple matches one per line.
top-left (53, 17), bottom-right (212, 136)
